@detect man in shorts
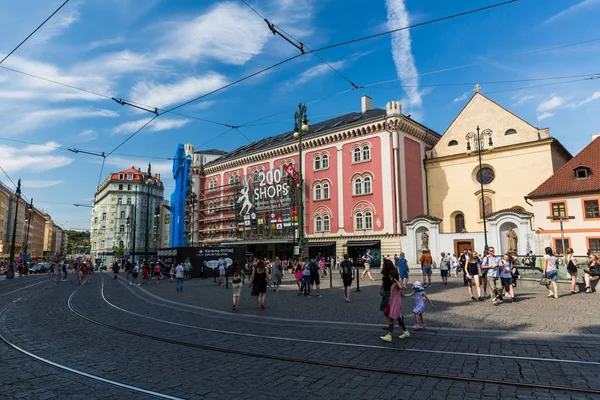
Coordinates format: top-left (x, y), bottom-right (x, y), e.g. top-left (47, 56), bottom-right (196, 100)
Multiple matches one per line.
top-left (439, 252), bottom-right (450, 285)
top-left (218, 257), bottom-right (226, 286)
top-left (340, 254), bottom-right (354, 302)
top-left (419, 250), bottom-right (433, 287)
top-left (184, 258), bottom-right (192, 280)
top-left (360, 249), bottom-right (374, 281)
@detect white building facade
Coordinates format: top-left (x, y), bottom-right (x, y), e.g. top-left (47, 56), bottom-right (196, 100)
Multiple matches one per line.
top-left (91, 166), bottom-right (165, 264)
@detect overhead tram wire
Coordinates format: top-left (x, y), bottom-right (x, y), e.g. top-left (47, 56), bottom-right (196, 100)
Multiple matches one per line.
top-left (157, 1), bottom-right (517, 118)
top-left (240, 0), bottom-right (361, 90)
top-left (0, 0), bottom-right (71, 65)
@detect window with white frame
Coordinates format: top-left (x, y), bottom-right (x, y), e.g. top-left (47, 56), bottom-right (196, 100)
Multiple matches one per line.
top-left (229, 174), bottom-right (239, 186)
top-left (362, 145), bottom-right (371, 161)
top-left (209, 179), bottom-right (217, 191)
top-left (353, 147), bottom-right (361, 163)
top-left (119, 225), bottom-right (125, 233)
top-left (315, 216), bottom-right (322, 232)
top-left (364, 211), bottom-right (373, 229)
top-left (354, 178), bottom-right (362, 195)
top-left (208, 201), bottom-right (216, 215)
top-left (117, 197), bottom-right (122, 204)
top-left (355, 212), bottom-right (363, 230)
top-left (322, 154), bottom-right (329, 169)
top-left (314, 155), bottom-right (321, 171)
top-left (252, 170), bottom-right (261, 183)
top-left (323, 215), bottom-right (330, 231)
top-left (127, 198), bottom-right (131, 205)
top-left (322, 182), bottom-right (330, 199)
top-left (315, 184), bottom-right (322, 201)
top-left (127, 173), bottom-right (133, 180)
top-left (363, 176), bottom-right (372, 194)
top-left (120, 211), bottom-right (125, 219)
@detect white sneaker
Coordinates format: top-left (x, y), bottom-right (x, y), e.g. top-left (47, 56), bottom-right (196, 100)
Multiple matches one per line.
top-left (504, 293), bottom-right (512, 298)
top-left (129, 282), bottom-right (132, 285)
top-left (345, 298), bottom-right (350, 303)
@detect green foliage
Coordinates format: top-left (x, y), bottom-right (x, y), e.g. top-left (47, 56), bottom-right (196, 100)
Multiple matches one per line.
top-left (65, 230), bottom-right (90, 254)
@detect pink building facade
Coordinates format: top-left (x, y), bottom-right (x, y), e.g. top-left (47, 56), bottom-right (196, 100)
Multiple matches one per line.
top-left (195, 97), bottom-right (439, 263)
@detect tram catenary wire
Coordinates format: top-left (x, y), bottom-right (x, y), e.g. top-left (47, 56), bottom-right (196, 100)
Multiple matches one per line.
top-left (63, 277), bottom-right (600, 396)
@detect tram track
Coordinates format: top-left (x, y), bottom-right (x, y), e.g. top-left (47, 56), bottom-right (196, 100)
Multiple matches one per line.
top-left (0, 279), bottom-right (184, 400)
top-left (66, 276), bottom-right (600, 397)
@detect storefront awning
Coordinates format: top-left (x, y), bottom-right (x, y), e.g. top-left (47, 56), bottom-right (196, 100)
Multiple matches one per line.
top-left (306, 241), bottom-right (336, 248)
top-left (344, 240), bottom-right (380, 247)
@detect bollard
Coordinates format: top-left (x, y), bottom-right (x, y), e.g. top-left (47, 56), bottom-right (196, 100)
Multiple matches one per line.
top-left (225, 270), bottom-right (229, 289)
top-left (213, 268), bottom-right (217, 283)
top-left (329, 267), bottom-right (333, 288)
top-left (356, 265), bottom-right (360, 292)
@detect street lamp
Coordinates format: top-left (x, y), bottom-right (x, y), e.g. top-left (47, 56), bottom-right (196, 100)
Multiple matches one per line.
top-left (126, 215), bottom-right (131, 260)
top-left (143, 163), bottom-right (153, 267)
top-left (153, 205), bottom-right (160, 249)
top-left (187, 191), bottom-right (197, 247)
top-left (7, 179), bottom-right (21, 279)
top-left (465, 126), bottom-right (493, 251)
top-left (293, 103), bottom-right (309, 257)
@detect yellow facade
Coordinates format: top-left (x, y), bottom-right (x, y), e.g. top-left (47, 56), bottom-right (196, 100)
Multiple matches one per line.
top-left (426, 93), bottom-right (571, 233)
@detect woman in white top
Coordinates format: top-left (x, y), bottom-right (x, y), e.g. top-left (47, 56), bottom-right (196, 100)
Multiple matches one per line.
top-left (543, 247), bottom-right (559, 299)
top-left (565, 248), bottom-right (578, 294)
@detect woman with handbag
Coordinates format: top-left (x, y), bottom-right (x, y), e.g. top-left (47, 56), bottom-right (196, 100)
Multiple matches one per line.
top-left (565, 248), bottom-right (579, 294)
top-left (584, 254), bottom-right (600, 294)
top-left (543, 247), bottom-right (559, 299)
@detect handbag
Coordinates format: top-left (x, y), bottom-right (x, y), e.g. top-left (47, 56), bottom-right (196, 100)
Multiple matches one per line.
top-left (567, 260), bottom-right (577, 273)
top-left (383, 305), bottom-right (390, 317)
top-left (539, 278), bottom-right (551, 285)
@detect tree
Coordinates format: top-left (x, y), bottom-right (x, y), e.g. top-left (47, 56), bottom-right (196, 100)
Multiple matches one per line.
top-left (113, 243), bottom-right (125, 260)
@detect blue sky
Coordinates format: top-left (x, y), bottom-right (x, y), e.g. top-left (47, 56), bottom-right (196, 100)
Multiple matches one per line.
top-left (1, 0), bottom-right (599, 231)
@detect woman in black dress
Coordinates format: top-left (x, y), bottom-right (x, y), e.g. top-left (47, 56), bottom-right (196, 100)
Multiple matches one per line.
top-left (250, 260), bottom-right (269, 310)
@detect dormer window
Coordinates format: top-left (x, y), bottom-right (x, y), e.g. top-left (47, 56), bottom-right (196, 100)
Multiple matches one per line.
top-left (574, 166), bottom-right (591, 180)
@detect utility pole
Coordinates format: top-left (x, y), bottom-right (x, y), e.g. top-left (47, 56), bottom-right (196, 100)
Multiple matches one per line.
top-left (7, 179), bottom-right (21, 279)
top-left (546, 215), bottom-right (575, 255)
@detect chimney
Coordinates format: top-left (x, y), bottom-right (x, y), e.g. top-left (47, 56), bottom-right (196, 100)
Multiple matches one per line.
top-left (593, 134), bottom-right (600, 140)
top-left (361, 96), bottom-right (372, 113)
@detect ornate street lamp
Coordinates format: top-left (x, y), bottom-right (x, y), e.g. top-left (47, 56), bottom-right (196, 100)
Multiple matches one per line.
top-left (293, 103), bottom-right (309, 257)
top-left (465, 126), bottom-right (493, 251)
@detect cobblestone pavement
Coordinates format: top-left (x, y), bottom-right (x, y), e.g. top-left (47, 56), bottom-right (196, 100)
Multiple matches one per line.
top-left (0, 271), bottom-right (599, 400)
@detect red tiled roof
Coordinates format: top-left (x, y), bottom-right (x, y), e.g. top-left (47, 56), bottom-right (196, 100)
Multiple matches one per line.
top-left (529, 136), bottom-right (600, 198)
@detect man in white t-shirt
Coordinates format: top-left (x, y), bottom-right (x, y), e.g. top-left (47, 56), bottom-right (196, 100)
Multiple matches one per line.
top-left (481, 247), bottom-right (501, 306)
top-left (439, 252), bottom-right (450, 285)
top-left (175, 263), bottom-right (185, 292)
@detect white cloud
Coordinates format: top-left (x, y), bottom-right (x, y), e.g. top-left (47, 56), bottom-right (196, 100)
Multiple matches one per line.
top-left (537, 95), bottom-right (564, 112)
top-left (537, 112), bottom-right (555, 121)
top-left (24, 141), bottom-right (62, 154)
top-left (188, 101), bottom-right (216, 111)
top-left (23, 180), bottom-right (64, 188)
top-left (75, 50), bottom-right (166, 76)
top-left (79, 129), bottom-right (94, 136)
top-left (291, 61), bottom-right (346, 87)
top-left (453, 91), bottom-right (470, 102)
top-left (113, 118), bottom-right (191, 134)
top-left (0, 107), bottom-right (119, 135)
top-left (88, 36), bottom-right (124, 50)
top-left (156, 2), bottom-right (271, 65)
top-left (0, 144), bottom-right (73, 174)
top-left (385, 0), bottom-right (422, 108)
top-left (566, 91), bottom-right (600, 109)
top-left (541, 0), bottom-right (600, 26)
top-left (512, 94), bottom-right (535, 106)
top-left (129, 73), bottom-right (228, 110)
top-left (31, 5), bottom-right (80, 43)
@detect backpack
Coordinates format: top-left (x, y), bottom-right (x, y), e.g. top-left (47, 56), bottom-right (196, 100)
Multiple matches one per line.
top-left (341, 261), bottom-right (353, 278)
top-left (309, 261), bottom-right (319, 274)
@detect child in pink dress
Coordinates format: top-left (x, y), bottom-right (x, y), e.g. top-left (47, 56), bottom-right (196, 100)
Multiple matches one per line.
top-left (380, 271), bottom-right (410, 342)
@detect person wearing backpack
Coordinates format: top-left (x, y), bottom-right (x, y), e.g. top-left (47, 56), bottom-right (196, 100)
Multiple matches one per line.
top-left (340, 254), bottom-right (354, 302)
